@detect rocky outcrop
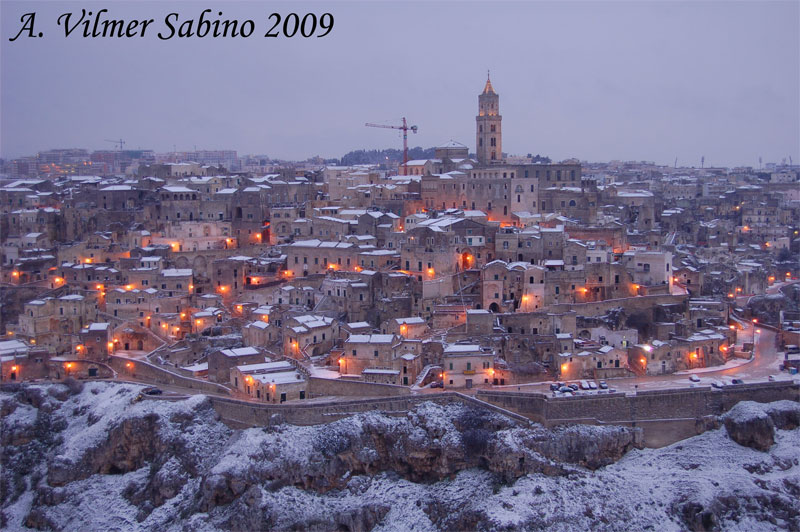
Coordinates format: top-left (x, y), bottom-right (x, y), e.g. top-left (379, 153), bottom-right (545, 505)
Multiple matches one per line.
top-left (722, 400), bottom-right (800, 451)
top-left (534, 425), bottom-right (642, 469)
top-left (49, 413), bottom-right (164, 486)
top-left (2, 384), bottom-right (799, 532)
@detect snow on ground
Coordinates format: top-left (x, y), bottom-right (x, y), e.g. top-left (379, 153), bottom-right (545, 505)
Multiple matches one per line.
top-left (3, 382), bottom-right (799, 531)
top-left (675, 356), bottom-right (754, 375)
top-left (307, 365), bottom-right (342, 379)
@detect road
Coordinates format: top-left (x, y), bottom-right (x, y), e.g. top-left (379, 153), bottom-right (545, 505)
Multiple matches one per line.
top-left (483, 324), bottom-right (793, 396)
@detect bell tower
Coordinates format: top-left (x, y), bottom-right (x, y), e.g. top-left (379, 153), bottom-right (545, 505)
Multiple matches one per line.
top-left (476, 72), bottom-right (502, 165)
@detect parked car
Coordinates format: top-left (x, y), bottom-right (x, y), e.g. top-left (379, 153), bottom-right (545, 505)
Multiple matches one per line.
top-left (588, 381), bottom-right (598, 390)
top-left (143, 387), bottom-right (163, 396)
top-left (689, 375), bottom-right (700, 383)
top-left (558, 386), bottom-right (572, 393)
top-left (579, 380), bottom-right (590, 390)
top-left (568, 383), bottom-right (579, 391)
top-left (710, 381), bottom-right (724, 389)
top-left (430, 381), bottom-right (443, 388)
top-left (731, 378), bottom-right (744, 384)
top-left (598, 381), bottom-right (608, 390)
top-left (550, 383), bottom-right (559, 392)
top-left (768, 375), bottom-right (776, 382)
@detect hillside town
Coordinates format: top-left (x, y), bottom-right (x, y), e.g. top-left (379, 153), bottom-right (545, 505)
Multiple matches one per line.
top-left (2, 78), bottom-right (799, 403)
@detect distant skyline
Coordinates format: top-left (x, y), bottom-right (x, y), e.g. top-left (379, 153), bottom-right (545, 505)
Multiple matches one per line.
top-left (1, 1), bottom-right (798, 168)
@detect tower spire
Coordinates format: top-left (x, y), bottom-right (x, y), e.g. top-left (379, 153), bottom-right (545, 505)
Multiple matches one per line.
top-left (483, 71), bottom-right (495, 95)
top-left (476, 73), bottom-right (501, 164)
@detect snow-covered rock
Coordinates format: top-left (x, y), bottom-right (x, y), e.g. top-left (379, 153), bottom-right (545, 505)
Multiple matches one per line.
top-left (723, 400), bottom-right (800, 451)
top-left (1, 383), bottom-right (799, 531)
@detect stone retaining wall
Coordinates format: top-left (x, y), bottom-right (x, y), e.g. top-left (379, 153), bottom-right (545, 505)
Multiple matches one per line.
top-left (108, 356), bottom-right (232, 396)
top-left (476, 381), bottom-right (799, 445)
top-left (208, 392), bottom-right (531, 428)
top-left (308, 377), bottom-right (411, 398)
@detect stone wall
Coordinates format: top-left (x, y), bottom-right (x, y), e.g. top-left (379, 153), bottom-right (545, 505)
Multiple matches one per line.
top-left (48, 359), bottom-right (115, 380)
top-left (208, 391), bottom-right (530, 428)
top-left (477, 381), bottom-right (800, 446)
top-left (546, 293), bottom-right (689, 318)
top-left (108, 355), bottom-right (232, 395)
top-left (308, 377), bottom-right (411, 398)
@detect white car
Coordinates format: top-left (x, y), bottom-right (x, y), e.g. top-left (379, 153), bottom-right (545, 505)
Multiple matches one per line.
top-left (689, 374), bottom-right (700, 382)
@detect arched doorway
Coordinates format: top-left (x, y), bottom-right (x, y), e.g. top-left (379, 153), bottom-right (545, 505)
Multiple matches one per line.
top-left (489, 302), bottom-right (500, 313)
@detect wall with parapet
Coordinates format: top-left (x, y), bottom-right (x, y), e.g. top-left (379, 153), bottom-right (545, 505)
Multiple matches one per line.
top-left (108, 355), bottom-right (232, 396)
top-left (476, 381), bottom-right (799, 446)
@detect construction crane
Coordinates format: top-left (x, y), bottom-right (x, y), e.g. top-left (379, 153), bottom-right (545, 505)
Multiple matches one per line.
top-left (365, 117), bottom-right (418, 174)
top-left (104, 138), bottom-right (126, 151)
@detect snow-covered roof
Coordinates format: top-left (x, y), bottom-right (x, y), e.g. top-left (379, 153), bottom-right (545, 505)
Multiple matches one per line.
top-left (347, 334), bottom-right (394, 344)
top-left (220, 347), bottom-right (261, 358)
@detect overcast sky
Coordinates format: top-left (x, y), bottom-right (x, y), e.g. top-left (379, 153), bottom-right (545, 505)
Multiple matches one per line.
top-left (1, 1), bottom-right (798, 167)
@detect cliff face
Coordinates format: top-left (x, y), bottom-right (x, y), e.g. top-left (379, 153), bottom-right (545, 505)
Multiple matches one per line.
top-left (1, 382), bottom-right (799, 532)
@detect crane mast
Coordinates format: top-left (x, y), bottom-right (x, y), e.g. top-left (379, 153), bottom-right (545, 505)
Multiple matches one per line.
top-left (365, 117), bottom-right (418, 175)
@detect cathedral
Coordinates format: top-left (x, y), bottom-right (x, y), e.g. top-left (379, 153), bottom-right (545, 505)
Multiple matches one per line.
top-left (408, 75), bottom-right (593, 224)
